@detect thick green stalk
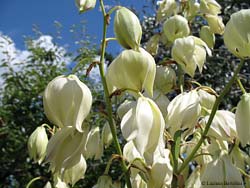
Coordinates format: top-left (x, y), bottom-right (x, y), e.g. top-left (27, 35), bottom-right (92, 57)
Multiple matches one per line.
top-left (98, 1), bottom-right (132, 187)
top-left (177, 59), bottom-right (245, 174)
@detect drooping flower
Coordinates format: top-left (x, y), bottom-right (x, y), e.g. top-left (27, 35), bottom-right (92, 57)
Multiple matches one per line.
top-left (85, 126), bottom-right (103, 160)
top-left (200, 26), bottom-right (215, 49)
top-left (146, 34), bottom-right (160, 56)
top-left (121, 96), bottom-right (165, 156)
top-left (171, 36), bottom-right (211, 77)
top-left (201, 152), bottom-right (244, 188)
top-left (114, 7), bottom-right (142, 50)
top-left (148, 149), bottom-right (173, 188)
top-left (75, 0), bottom-right (96, 13)
top-left (224, 9), bottom-right (250, 58)
top-left (166, 90), bottom-right (201, 135)
top-left (163, 15), bottom-right (190, 42)
top-left (28, 125), bottom-right (48, 164)
top-left (62, 155), bottom-right (87, 186)
top-left (102, 122), bottom-right (113, 149)
top-left (204, 14), bottom-right (224, 35)
top-left (235, 93), bottom-right (250, 146)
top-left (46, 126), bottom-right (88, 174)
top-left (106, 48), bottom-right (156, 97)
top-left (156, 0), bottom-right (177, 22)
top-left (203, 110), bottom-right (237, 142)
top-left (43, 75), bottom-right (92, 132)
top-left (200, 0), bottom-right (221, 15)
top-left (154, 65), bottom-right (176, 94)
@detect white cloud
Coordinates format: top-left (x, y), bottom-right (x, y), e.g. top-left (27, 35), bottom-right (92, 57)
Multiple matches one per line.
top-left (0, 33), bottom-right (70, 88)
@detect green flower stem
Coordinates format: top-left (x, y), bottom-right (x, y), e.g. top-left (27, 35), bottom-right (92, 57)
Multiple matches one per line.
top-left (236, 77), bottom-right (246, 94)
top-left (107, 5), bottom-right (121, 15)
top-left (98, 1), bottom-right (132, 187)
top-left (177, 59), bottom-right (245, 175)
top-left (26, 176), bottom-right (45, 188)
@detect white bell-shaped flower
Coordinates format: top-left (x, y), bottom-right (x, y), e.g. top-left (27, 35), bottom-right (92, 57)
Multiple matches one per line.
top-left (121, 96), bottom-right (165, 156)
top-left (156, 0), bottom-right (177, 22)
top-left (203, 110), bottom-right (237, 141)
top-left (102, 122), bottom-right (113, 149)
top-left (146, 34), bottom-right (160, 56)
top-left (62, 155), bottom-right (87, 186)
top-left (224, 9), bottom-right (250, 58)
top-left (148, 149), bottom-right (173, 188)
top-left (46, 126), bottom-right (88, 174)
top-left (185, 0), bottom-right (200, 20)
top-left (200, 26), bottom-right (215, 49)
top-left (154, 65), bottom-right (176, 94)
top-left (201, 152), bottom-right (244, 188)
top-left (85, 126), bottom-right (103, 159)
top-left (114, 7), bottom-right (142, 50)
top-left (75, 0), bottom-right (96, 13)
top-left (106, 48), bottom-right (156, 97)
top-left (43, 75), bottom-right (92, 132)
top-left (163, 15), bottom-right (190, 42)
top-left (204, 14), bottom-right (225, 35)
top-left (172, 36), bottom-right (211, 77)
top-left (200, 0), bottom-right (221, 15)
top-left (28, 125), bottom-right (48, 164)
top-left (166, 90), bottom-right (201, 136)
top-left (235, 93), bottom-right (250, 146)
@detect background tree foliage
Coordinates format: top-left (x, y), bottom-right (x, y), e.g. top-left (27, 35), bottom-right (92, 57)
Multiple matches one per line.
top-left (0, 0), bottom-right (250, 187)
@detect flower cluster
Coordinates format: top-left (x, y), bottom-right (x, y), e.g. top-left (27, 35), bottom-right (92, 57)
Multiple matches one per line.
top-left (27, 1), bottom-right (250, 188)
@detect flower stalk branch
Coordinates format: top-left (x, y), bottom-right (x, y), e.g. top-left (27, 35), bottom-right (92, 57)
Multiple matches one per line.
top-left (98, 0), bottom-right (132, 187)
top-left (177, 59), bottom-right (245, 174)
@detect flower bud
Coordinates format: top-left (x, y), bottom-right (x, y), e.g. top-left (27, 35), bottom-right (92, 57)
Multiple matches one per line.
top-left (204, 14), bottom-right (224, 35)
top-left (230, 145), bottom-right (249, 170)
top-left (235, 93), bottom-right (250, 146)
top-left (102, 122), bottom-right (113, 148)
top-left (156, 0), bottom-right (177, 22)
top-left (146, 34), bottom-right (160, 56)
top-left (163, 15), bottom-right (190, 42)
top-left (75, 0), bottom-right (96, 13)
top-left (106, 48), bottom-right (156, 97)
top-left (224, 9), bottom-right (250, 58)
top-left (199, 26), bottom-right (215, 49)
top-left (43, 75), bottom-right (92, 132)
top-left (166, 90), bottom-right (201, 136)
top-left (201, 152), bottom-right (243, 188)
top-left (85, 126), bottom-right (103, 159)
top-left (200, 0), bottom-right (221, 15)
top-left (171, 36), bottom-right (211, 77)
top-left (154, 65), bottom-right (176, 94)
top-left (28, 125), bottom-right (48, 164)
top-left (121, 96), bottom-right (165, 156)
top-left (114, 7), bottom-right (142, 50)
top-left (62, 155), bottom-right (87, 186)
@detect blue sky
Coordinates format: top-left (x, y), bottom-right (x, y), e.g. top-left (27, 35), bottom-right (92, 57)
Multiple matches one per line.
top-left (0, 0), bottom-right (152, 55)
